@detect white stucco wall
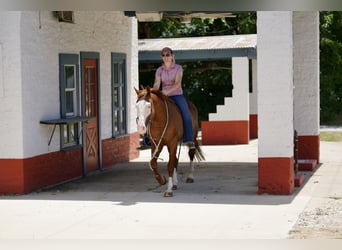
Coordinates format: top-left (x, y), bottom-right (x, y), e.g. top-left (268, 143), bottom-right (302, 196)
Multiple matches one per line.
top-left (257, 11), bottom-right (294, 158)
top-left (0, 12), bottom-right (24, 158)
top-left (209, 57), bottom-right (249, 121)
top-left (0, 11), bottom-right (138, 158)
top-left (293, 11), bottom-right (320, 136)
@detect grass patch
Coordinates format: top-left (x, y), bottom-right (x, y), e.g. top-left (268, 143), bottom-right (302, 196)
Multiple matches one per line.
top-left (320, 131), bottom-right (342, 142)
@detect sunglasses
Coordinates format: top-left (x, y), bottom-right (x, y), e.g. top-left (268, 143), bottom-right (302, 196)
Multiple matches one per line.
top-left (162, 53), bottom-right (171, 57)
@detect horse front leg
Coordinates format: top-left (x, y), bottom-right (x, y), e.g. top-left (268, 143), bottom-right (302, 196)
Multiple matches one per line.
top-left (164, 146), bottom-right (178, 197)
top-left (149, 146), bottom-right (166, 186)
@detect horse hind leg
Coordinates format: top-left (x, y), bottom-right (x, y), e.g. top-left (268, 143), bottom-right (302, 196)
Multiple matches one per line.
top-left (172, 165), bottom-right (178, 190)
top-left (186, 148), bottom-right (196, 183)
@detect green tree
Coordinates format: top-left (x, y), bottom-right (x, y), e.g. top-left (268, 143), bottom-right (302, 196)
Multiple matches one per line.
top-left (320, 11), bottom-right (342, 123)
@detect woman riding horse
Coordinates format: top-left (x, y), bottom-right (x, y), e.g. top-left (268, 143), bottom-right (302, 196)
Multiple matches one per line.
top-left (135, 47), bottom-right (205, 197)
top-left (153, 47), bottom-right (195, 149)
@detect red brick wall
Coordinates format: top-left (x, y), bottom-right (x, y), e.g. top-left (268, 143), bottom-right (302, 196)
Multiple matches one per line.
top-left (249, 114), bottom-right (258, 139)
top-left (0, 159), bottom-right (25, 194)
top-left (0, 133), bottom-right (140, 194)
top-left (298, 135), bottom-right (320, 163)
top-left (201, 120), bottom-right (249, 145)
top-left (102, 132), bottom-right (140, 168)
top-left (258, 157), bottom-right (295, 194)
top-left (0, 149), bottom-right (82, 194)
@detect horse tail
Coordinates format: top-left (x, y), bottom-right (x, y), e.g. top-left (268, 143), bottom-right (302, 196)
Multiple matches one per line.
top-left (194, 144), bottom-right (205, 161)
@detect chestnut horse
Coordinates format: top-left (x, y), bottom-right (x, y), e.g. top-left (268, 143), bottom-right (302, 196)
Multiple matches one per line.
top-left (135, 86), bottom-right (205, 197)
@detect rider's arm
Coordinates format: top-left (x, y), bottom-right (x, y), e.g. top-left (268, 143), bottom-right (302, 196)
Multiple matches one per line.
top-left (153, 75), bottom-right (161, 90)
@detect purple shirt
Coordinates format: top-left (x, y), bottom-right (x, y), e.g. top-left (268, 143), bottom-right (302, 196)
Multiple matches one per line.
top-left (155, 63), bottom-right (183, 96)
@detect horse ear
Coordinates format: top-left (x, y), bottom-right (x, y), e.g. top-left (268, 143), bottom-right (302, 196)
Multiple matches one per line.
top-left (134, 87), bottom-right (139, 95)
top-left (146, 86), bottom-right (151, 97)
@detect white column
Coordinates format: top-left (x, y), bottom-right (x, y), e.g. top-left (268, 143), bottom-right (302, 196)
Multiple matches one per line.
top-left (293, 11), bottom-right (320, 162)
top-left (257, 11), bottom-right (294, 158)
top-left (0, 44), bottom-right (3, 98)
top-left (257, 11), bottom-right (295, 194)
top-left (127, 16), bottom-right (139, 134)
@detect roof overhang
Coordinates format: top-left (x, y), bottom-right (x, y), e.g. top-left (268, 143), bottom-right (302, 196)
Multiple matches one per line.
top-left (139, 34), bottom-right (257, 62)
top-left (125, 11), bottom-right (237, 23)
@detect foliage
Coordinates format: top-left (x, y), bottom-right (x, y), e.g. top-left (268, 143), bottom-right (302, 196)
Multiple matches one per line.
top-left (320, 12), bottom-right (342, 124)
top-left (138, 13), bottom-right (256, 39)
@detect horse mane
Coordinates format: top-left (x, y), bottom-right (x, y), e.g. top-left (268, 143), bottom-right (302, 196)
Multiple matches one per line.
top-left (150, 88), bottom-right (169, 102)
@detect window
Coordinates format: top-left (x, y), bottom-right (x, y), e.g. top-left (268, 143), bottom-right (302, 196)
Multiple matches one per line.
top-left (64, 65), bottom-right (77, 116)
top-left (59, 54), bottom-right (80, 149)
top-left (111, 53), bottom-right (127, 137)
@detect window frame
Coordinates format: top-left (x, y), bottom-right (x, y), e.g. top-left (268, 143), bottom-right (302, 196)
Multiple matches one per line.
top-left (59, 53), bottom-right (81, 149)
top-left (111, 52), bottom-right (127, 137)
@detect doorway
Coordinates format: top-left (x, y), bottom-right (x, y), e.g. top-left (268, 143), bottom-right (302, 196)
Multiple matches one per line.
top-left (82, 56), bottom-right (100, 174)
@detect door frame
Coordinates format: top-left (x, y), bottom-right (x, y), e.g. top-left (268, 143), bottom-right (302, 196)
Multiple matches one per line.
top-left (80, 52), bottom-right (102, 176)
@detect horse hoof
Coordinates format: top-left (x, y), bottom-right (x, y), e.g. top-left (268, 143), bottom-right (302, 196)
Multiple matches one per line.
top-left (186, 178), bottom-right (194, 183)
top-left (172, 185), bottom-right (178, 190)
top-left (164, 192), bottom-right (173, 197)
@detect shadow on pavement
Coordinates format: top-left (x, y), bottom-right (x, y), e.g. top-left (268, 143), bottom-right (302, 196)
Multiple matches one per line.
top-left (10, 160), bottom-right (316, 206)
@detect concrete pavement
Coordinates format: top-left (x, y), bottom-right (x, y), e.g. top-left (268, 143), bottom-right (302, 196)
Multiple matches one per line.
top-left (0, 138), bottom-right (341, 239)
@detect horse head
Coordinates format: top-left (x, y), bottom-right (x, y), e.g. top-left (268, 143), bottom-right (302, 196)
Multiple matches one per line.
top-left (135, 86), bottom-right (152, 135)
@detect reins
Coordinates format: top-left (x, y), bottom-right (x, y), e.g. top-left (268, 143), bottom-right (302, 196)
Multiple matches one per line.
top-left (148, 98), bottom-right (169, 160)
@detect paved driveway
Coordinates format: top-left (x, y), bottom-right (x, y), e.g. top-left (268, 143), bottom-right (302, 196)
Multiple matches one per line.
top-left (1, 139), bottom-right (341, 240)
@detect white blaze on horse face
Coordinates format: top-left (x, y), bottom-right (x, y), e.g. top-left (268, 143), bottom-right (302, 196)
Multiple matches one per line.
top-left (136, 99), bottom-right (151, 135)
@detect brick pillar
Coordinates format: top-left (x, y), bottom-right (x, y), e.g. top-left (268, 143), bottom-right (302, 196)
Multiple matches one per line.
top-left (257, 11), bottom-right (295, 194)
top-left (202, 57), bottom-right (249, 145)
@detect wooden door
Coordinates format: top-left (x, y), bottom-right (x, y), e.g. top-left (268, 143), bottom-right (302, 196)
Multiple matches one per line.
top-left (83, 59), bottom-right (99, 173)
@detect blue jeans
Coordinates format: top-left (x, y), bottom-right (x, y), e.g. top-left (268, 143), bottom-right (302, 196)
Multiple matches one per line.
top-left (169, 95), bottom-right (194, 143)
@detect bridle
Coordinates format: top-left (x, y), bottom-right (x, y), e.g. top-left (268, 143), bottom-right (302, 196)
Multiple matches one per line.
top-left (136, 94), bottom-right (170, 160)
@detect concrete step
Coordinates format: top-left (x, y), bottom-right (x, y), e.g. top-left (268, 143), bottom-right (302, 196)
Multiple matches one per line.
top-left (298, 159), bottom-right (317, 171)
top-left (295, 172), bottom-right (305, 187)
